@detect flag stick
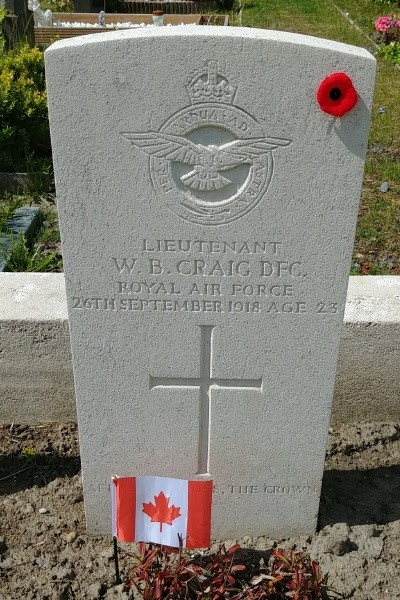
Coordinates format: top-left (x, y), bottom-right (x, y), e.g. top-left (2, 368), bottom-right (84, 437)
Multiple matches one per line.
top-left (113, 536), bottom-right (121, 585)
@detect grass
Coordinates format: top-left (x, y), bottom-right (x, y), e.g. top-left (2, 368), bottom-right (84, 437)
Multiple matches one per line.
top-left (242, 0), bottom-right (400, 275)
top-left (242, 0), bottom-right (370, 44)
top-left (2, 231), bottom-right (62, 272)
top-left (0, 194), bottom-right (22, 232)
top-left (333, 0), bottom-right (399, 38)
top-left (0, 190), bottom-right (62, 272)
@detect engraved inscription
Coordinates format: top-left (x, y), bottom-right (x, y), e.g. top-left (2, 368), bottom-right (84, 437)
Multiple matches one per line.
top-left (150, 325), bottom-right (262, 475)
top-left (71, 297), bottom-right (310, 314)
top-left (213, 484), bottom-right (319, 495)
top-left (70, 238), bottom-right (341, 316)
top-left (317, 302), bottom-right (338, 314)
top-left (94, 481), bottom-right (319, 495)
top-left (141, 240), bottom-right (283, 254)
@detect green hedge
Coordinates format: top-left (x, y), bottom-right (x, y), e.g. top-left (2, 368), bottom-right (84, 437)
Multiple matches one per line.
top-left (0, 44), bottom-right (51, 172)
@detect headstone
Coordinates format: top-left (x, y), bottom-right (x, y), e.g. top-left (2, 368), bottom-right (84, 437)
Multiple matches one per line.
top-left (45, 27), bottom-right (375, 539)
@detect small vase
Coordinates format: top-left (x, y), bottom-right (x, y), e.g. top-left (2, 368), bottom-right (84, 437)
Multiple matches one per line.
top-left (152, 10), bottom-right (164, 26)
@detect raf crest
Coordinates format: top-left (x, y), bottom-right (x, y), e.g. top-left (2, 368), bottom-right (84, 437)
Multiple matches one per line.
top-left (123, 61), bottom-right (291, 226)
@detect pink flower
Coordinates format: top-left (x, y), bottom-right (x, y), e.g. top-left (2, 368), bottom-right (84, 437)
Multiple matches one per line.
top-left (375, 16), bottom-right (392, 32)
top-left (375, 14), bottom-right (400, 32)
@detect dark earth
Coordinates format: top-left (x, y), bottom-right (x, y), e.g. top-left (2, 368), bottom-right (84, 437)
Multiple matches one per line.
top-left (0, 421), bottom-right (399, 599)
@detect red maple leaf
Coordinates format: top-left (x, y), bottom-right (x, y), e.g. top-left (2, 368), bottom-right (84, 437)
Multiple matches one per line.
top-left (142, 491), bottom-right (181, 532)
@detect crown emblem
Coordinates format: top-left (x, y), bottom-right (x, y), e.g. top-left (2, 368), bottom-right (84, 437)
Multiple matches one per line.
top-left (187, 60), bottom-right (237, 105)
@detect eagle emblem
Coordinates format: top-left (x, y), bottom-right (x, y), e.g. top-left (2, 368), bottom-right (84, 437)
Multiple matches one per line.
top-left (122, 60), bottom-right (291, 226)
top-left (123, 133), bottom-right (291, 192)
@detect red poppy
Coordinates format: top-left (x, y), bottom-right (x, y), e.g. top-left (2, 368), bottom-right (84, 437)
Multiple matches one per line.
top-left (316, 72), bottom-right (358, 117)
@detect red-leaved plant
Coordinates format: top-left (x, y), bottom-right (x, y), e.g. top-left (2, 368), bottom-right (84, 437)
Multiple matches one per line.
top-left (124, 541), bottom-right (339, 599)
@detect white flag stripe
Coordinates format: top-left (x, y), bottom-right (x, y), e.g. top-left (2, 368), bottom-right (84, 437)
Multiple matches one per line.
top-left (111, 479), bottom-right (116, 538)
top-left (135, 476), bottom-right (188, 547)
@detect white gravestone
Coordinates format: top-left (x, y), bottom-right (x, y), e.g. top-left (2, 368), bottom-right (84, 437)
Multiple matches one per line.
top-left (45, 27), bottom-right (375, 538)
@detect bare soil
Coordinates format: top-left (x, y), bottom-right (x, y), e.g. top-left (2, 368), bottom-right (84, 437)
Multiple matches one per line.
top-left (0, 421), bottom-right (399, 599)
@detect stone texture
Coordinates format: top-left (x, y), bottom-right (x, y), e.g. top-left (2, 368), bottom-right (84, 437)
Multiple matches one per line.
top-left (1, 274), bottom-right (400, 425)
top-left (44, 27), bottom-right (376, 538)
top-left (0, 273), bottom-right (68, 321)
top-left (0, 273), bottom-right (74, 423)
top-left (1, 274), bottom-right (399, 425)
top-left (333, 276), bottom-right (400, 425)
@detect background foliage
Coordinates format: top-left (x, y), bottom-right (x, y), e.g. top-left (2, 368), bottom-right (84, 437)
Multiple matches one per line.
top-left (0, 44), bottom-right (51, 171)
top-left (41, 0), bottom-right (74, 11)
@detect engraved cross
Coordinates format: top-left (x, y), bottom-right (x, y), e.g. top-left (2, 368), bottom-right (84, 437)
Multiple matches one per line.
top-left (150, 325), bottom-right (263, 475)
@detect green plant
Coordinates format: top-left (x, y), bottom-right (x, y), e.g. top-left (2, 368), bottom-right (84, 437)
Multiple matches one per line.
top-left (372, 0), bottom-right (400, 7)
top-left (1, 232), bottom-right (62, 272)
top-left (36, 206), bottom-right (60, 246)
top-left (216, 0), bottom-right (241, 11)
top-left (26, 158), bottom-right (53, 195)
top-left (377, 40), bottom-right (400, 63)
top-left (41, 0), bottom-right (74, 12)
top-left (0, 194), bottom-right (22, 231)
top-left (21, 448), bottom-right (37, 462)
top-left (0, 7), bottom-right (7, 54)
top-left (0, 44), bottom-right (51, 171)
top-left (125, 542), bottom-right (337, 599)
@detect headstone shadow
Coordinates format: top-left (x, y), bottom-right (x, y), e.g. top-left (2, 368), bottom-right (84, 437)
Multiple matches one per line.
top-left (0, 453), bottom-right (81, 495)
top-left (319, 464), bottom-right (400, 527)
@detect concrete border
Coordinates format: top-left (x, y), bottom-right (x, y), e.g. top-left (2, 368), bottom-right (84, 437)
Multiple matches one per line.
top-left (0, 274), bottom-right (399, 425)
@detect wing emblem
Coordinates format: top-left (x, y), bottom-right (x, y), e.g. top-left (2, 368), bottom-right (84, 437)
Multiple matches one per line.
top-left (123, 132), bottom-right (291, 192)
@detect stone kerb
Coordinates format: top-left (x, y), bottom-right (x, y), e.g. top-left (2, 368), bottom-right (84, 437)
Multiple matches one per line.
top-left (0, 273), bottom-right (399, 425)
top-left (0, 273), bottom-right (74, 423)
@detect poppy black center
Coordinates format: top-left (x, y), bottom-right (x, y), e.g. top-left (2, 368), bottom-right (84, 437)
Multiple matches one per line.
top-left (329, 87), bottom-right (342, 101)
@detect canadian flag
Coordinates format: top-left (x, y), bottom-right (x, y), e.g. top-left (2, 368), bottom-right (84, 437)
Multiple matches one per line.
top-left (112, 476), bottom-right (212, 548)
